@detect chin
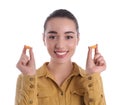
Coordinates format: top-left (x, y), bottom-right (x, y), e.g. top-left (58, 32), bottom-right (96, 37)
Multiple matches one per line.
top-left (51, 58), bottom-right (71, 64)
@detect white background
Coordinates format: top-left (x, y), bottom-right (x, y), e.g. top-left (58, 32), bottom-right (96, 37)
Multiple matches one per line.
top-left (0, 0), bottom-right (120, 105)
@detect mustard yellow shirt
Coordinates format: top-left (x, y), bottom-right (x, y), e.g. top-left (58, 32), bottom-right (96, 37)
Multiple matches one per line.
top-left (15, 62), bottom-right (106, 105)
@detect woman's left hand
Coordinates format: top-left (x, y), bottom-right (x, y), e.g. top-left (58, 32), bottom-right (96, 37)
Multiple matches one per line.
top-left (86, 44), bottom-right (106, 74)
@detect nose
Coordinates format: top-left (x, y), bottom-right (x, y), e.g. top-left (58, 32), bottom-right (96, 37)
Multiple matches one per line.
top-left (55, 38), bottom-right (65, 49)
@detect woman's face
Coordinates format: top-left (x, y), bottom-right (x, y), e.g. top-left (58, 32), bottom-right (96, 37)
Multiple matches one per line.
top-left (43, 17), bottom-right (79, 64)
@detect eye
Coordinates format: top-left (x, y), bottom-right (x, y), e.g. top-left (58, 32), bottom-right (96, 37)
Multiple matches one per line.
top-left (48, 35), bottom-right (56, 39)
top-left (66, 35), bottom-right (73, 39)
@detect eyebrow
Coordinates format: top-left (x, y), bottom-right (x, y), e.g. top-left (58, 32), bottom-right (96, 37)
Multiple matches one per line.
top-left (48, 31), bottom-right (57, 34)
top-left (65, 31), bottom-right (75, 34)
top-left (48, 31), bottom-right (75, 34)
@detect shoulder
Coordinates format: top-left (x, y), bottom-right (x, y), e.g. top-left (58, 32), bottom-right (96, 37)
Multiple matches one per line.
top-left (36, 62), bottom-right (49, 77)
top-left (73, 62), bottom-right (101, 78)
top-left (72, 62), bottom-right (87, 77)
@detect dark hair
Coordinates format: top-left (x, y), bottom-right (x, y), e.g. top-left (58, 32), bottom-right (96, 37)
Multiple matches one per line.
top-left (44, 9), bottom-right (79, 33)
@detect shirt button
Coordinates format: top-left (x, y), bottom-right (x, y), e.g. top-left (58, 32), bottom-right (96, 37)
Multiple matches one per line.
top-left (88, 83), bottom-right (93, 87)
top-left (30, 84), bottom-right (34, 88)
top-left (89, 98), bottom-right (94, 102)
top-left (101, 94), bottom-right (103, 98)
top-left (29, 78), bottom-right (34, 81)
top-left (29, 100), bottom-right (33, 104)
top-left (88, 76), bottom-right (92, 80)
top-left (61, 92), bottom-right (63, 95)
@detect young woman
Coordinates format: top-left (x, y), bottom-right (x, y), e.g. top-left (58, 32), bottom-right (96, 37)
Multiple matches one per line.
top-left (15, 9), bottom-right (106, 105)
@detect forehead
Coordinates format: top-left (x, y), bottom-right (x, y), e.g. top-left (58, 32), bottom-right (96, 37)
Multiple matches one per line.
top-left (45, 17), bottom-right (76, 31)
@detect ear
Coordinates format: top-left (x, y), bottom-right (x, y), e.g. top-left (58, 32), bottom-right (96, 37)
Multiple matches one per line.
top-left (42, 33), bottom-right (46, 46)
top-left (77, 33), bottom-right (80, 45)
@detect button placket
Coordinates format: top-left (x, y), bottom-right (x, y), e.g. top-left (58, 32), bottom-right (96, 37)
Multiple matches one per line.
top-left (59, 90), bottom-right (65, 105)
top-left (61, 91), bottom-right (64, 96)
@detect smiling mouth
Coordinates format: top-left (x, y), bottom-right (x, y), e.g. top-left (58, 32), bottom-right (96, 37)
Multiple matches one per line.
top-left (54, 51), bottom-right (68, 56)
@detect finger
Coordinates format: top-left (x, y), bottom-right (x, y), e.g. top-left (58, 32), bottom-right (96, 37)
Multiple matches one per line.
top-left (95, 57), bottom-right (103, 66)
top-left (21, 59), bottom-right (28, 66)
top-left (95, 44), bottom-right (99, 54)
top-left (99, 60), bottom-right (105, 66)
top-left (87, 46), bottom-right (93, 61)
top-left (19, 55), bottom-right (29, 65)
top-left (94, 54), bottom-right (102, 65)
top-left (18, 46), bottom-right (27, 65)
top-left (94, 53), bottom-right (101, 60)
top-left (29, 48), bottom-right (35, 63)
top-left (22, 45), bottom-right (27, 55)
top-left (95, 56), bottom-right (106, 66)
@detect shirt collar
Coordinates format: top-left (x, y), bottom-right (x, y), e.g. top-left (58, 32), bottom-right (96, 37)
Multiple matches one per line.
top-left (71, 62), bottom-right (86, 77)
top-left (37, 62), bottom-right (52, 78)
top-left (37, 62), bottom-right (86, 78)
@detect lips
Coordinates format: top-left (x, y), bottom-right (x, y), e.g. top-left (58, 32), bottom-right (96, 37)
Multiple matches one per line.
top-left (54, 51), bottom-right (68, 57)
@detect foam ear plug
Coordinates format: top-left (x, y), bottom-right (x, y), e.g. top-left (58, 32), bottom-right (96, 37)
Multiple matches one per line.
top-left (90, 45), bottom-right (97, 49)
top-left (25, 45), bottom-right (31, 49)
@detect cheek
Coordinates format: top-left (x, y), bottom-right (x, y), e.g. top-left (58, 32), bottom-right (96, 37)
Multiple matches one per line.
top-left (46, 41), bottom-right (54, 51)
top-left (68, 41), bottom-right (78, 49)
top-left (67, 45), bottom-right (76, 54)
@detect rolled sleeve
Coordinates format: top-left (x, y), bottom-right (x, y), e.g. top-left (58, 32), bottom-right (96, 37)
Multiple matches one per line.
top-left (22, 75), bottom-right (36, 91)
top-left (15, 74), bottom-right (38, 105)
top-left (80, 73), bottom-right (106, 105)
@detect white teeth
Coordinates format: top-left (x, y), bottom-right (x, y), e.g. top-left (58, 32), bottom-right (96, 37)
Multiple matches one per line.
top-left (56, 52), bottom-right (67, 55)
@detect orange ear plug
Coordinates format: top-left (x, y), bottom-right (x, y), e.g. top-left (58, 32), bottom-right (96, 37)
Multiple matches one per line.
top-left (25, 45), bottom-right (31, 49)
top-left (90, 44), bottom-right (97, 49)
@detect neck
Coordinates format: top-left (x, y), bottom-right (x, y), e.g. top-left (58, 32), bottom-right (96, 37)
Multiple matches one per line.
top-left (47, 61), bottom-right (73, 86)
top-left (47, 61), bottom-right (73, 75)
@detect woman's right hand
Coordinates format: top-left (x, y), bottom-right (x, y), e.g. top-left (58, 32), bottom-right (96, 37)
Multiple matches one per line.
top-left (16, 45), bottom-right (36, 75)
